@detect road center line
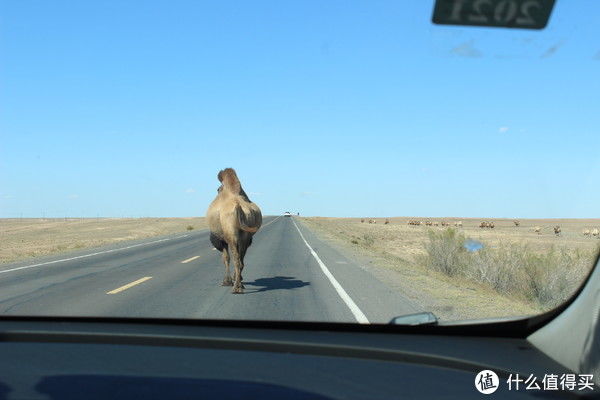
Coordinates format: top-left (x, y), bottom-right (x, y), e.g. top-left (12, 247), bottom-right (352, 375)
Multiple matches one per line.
top-left (260, 216), bottom-right (282, 229)
top-left (0, 234), bottom-right (191, 276)
top-left (181, 255), bottom-right (200, 263)
top-left (291, 219), bottom-right (369, 324)
top-left (107, 277), bottom-right (152, 294)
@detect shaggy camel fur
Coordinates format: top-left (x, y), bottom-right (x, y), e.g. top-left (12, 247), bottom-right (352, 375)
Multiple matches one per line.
top-left (206, 168), bottom-right (262, 294)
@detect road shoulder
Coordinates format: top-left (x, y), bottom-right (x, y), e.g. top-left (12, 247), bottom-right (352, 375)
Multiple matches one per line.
top-left (296, 218), bottom-right (540, 321)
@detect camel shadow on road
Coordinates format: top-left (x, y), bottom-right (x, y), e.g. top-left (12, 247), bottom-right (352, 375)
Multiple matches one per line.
top-left (244, 276), bottom-right (310, 293)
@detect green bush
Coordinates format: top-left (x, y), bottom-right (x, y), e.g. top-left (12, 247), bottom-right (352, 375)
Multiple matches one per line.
top-left (186, 225), bottom-right (194, 231)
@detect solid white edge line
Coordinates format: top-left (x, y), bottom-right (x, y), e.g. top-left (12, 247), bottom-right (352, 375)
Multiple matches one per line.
top-left (291, 218), bottom-right (369, 324)
top-left (0, 234), bottom-right (191, 275)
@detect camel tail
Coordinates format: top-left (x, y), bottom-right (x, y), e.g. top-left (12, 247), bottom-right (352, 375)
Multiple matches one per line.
top-left (236, 205), bottom-right (261, 233)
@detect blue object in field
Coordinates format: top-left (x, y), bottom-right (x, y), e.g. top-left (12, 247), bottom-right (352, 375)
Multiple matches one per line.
top-left (464, 239), bottom-right (484, 252)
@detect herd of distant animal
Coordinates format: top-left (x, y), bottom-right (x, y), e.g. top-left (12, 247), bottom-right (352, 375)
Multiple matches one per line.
top-left (360, 218), bottom-right (600, 238)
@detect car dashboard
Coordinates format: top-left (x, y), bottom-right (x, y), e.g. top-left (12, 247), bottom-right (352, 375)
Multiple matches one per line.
top-left (0, 318), bottom-right (588, 400)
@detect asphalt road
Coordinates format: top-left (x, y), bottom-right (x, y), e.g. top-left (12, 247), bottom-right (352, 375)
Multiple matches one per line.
top-left (0, 217), bottom-right (421, 323)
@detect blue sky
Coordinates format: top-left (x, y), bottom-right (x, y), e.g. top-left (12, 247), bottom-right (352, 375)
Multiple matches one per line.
top-left (1, 0), bottom-right (599, 218)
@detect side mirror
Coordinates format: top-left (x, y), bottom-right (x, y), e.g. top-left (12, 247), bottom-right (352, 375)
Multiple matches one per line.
top-left (389, 312), bottom-right (438, 326)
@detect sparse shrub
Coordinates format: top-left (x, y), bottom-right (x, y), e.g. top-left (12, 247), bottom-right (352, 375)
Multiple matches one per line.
top-left (351, 239), bottom-right (359, 245)
top-left (186, 225), bottom-right (194, 231)
top-left (468, 244), bottom-right (529, 295)
top-left (362, 234), bottom-right (375, 247)
top-left (519, 247), bottom-right (590, 308)
top-left (422, 228), bottom-right (468, 276)
top-left (421, 229), bottom-right (594, 310)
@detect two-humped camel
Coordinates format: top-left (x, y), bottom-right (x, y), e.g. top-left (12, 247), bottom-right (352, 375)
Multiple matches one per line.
top-left (206, 168), bottom-right (262, 294)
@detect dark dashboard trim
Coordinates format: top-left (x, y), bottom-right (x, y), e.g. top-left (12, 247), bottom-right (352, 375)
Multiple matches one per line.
top-left (0, 315), bottom-right (535, 337)
top-left (0, 330), bottom-right (514, 377)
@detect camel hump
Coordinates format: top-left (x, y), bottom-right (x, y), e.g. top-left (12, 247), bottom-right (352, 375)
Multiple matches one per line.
top-left (218, 168), bottom-right (241, 193)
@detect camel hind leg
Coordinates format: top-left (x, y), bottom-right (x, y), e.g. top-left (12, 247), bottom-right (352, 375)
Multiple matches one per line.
top-left (211, 233), bottom-right (233, 286)
top-left (221, 248), bottom-right (233, 286)
top-left (237, 234), bottom-right (252, 288)
top-left (230, 245), bottom-right (244, 294)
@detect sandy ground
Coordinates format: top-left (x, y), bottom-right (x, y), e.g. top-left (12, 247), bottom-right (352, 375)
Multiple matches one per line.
top-left (298, 217), bottom-right (600, 321)
top-left (0, 218), bottom-right (207, 264)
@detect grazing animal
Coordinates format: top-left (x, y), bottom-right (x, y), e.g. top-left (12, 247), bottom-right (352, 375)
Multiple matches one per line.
top-left (441, 221), bottom-right (449, 227)
top-left (489, 222), bottom-right (495, 229)
top-left (583, 229), bottom-right (591, 236)
top-left (553, 226), bottom-right (561, 236)
top-left (593, 229), bottom-right (600, 237)
top-left (514, 220), bottom-right (520, 227)
top-left (360, 219), bottom-right (365, 223)
top-left (480, 221), bottom-right (488, 228)
top-left (534, 226), bottom-right (541, 234)
top-left (425, 221), bottom-right (432, 226)
top-left (454, 221), bottom-right (463, 227)
top-left (206, 168), bottom-right (262, 294)
top-left (433, 222), bottom-right (439, 226)
top-left (384, 218), bottom-right (390, 225)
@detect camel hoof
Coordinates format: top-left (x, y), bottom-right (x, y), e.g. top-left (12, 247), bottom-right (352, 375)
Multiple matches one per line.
top-left (232, 287), bottom-right (244, 294)
top-left (221, 280), bottom-right (233, 286)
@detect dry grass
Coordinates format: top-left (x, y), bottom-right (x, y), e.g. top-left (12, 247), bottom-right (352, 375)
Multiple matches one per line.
top-left (420, 228), bottom-right (593, 309)
top-left (0, 218), bottom-right (207, 264)
top-left (301, 216), bottom-right (600, 262)
top-left (299, 217), bottom-right (599, 320)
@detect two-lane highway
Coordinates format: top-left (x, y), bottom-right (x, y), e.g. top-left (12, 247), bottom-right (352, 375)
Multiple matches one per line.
top-left (0, 217), bottom-right (421, 323)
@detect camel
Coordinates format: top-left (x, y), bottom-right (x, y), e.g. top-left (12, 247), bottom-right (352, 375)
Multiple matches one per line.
top-left (514, 220), bottom-right (520, 227)
top-left (593, 229), bottom-right (600, 237)
top-left (553, 226), bottom-right (561, 236)
top-left (206, 168), bottom-right (262, 294)
top-left (583, 229), bottom-right (591, 236)
top-left (534, 226), bottom-right (541, 235)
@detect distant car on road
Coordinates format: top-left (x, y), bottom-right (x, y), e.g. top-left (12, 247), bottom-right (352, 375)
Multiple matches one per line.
top-left (284, 212), bottom-right (291, 217)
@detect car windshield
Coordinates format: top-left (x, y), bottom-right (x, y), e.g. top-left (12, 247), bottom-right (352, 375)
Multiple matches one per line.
top-left (1, 0), bottom-right (598, 324)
